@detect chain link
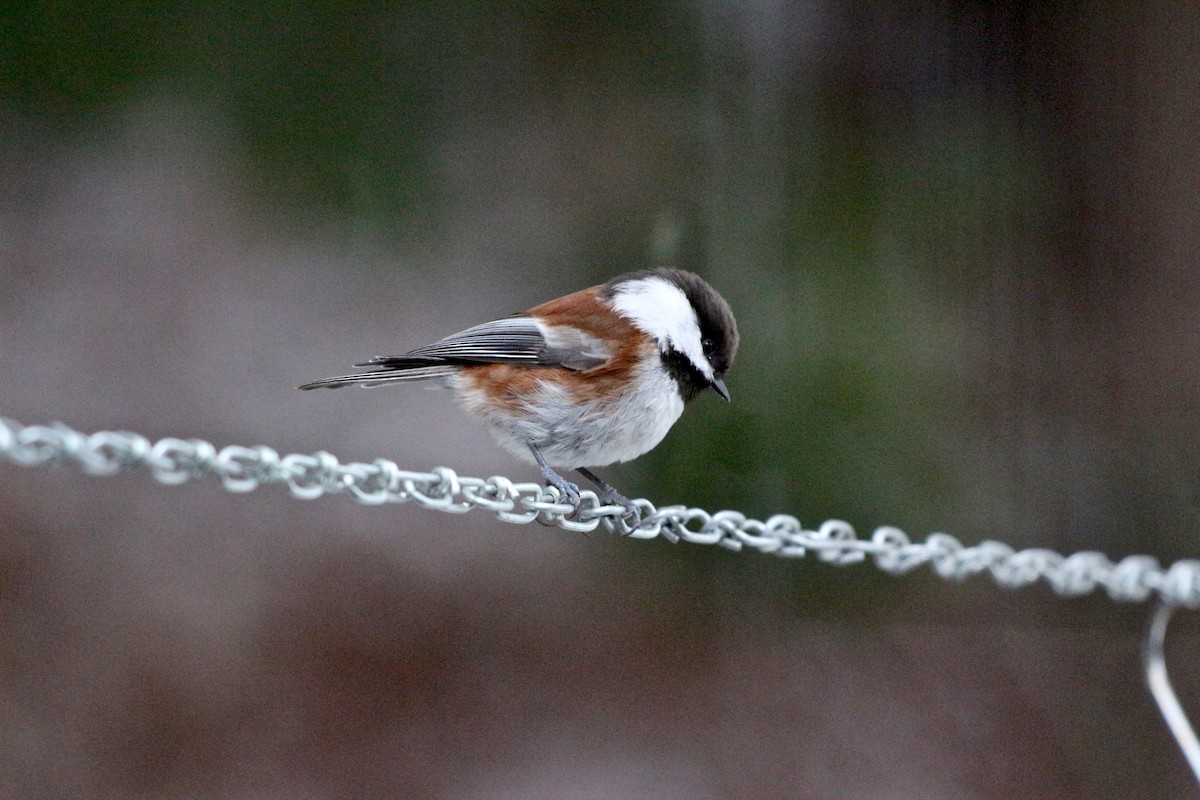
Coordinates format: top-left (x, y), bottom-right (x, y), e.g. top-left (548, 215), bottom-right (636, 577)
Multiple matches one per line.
top-left (3, 417), bottom-right (1200, 607)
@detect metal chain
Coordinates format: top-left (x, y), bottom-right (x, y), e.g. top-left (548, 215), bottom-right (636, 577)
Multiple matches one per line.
top-left (8, 416), bottom-right (1198, 782)
top-left (4, 417), bottom-right (1200, 608)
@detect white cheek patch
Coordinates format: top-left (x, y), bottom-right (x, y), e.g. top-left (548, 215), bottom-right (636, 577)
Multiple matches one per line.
top-left (610, 276), bottom-right (712, 379)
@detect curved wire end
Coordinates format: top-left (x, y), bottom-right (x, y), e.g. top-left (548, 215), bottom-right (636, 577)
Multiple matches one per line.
top-left (1144, 602), bottom-right (1200, 785)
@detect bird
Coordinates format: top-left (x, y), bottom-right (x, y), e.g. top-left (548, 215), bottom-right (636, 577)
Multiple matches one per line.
top-left (299, 267), bottom-right (739, 526)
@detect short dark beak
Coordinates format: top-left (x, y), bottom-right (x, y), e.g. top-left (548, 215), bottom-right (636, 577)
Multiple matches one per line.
top-left (710, 375), bottom-right (730, 402)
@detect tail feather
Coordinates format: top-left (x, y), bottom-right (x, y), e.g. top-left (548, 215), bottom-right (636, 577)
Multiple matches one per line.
top-left (298, 365), bottom-right (457, 390)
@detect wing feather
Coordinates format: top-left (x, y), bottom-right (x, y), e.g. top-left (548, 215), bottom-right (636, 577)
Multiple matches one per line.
top-left (360, 316), bottom-right (609, 370)
top-left (358, 317), bottom-right (545, 367)
top-left (298, 365), bottom-right (458, 390)
top-left (299, 316), bottom-right (612, 390)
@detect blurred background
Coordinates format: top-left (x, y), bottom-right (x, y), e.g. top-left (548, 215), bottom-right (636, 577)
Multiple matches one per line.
top-left (3, 2), bottom-right (1200, 797)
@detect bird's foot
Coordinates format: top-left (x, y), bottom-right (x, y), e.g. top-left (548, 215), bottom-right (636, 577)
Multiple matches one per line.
top-left (593, 486), bottom-right (641, 529)
top-left (577, 466), bottom-right (641, 530)
top-left (542, 471), bottom-right (582, 511)
top-left (528, 444), bottom-right (583, 514)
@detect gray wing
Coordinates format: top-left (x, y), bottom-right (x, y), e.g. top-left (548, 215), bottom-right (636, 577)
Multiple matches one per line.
top-left (364, 317), bottom-right (549, 366)
top-left (299, 316), bottom-right (610, 390)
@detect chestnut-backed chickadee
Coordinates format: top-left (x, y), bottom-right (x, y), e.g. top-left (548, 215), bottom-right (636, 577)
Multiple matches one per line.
top-left (300, 268), bottom-right (739, 524)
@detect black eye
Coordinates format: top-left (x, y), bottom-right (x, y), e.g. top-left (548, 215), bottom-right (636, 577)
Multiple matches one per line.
top-left (701, 337), bottom-right (715, 355)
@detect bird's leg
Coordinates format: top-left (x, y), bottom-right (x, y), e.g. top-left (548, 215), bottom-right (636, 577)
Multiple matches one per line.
top-left (528, 444), bottom-right (581, 509)
top-left (576, 467), bottom-right (641, 528)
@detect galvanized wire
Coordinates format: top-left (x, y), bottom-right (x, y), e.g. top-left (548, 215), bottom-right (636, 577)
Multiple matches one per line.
top-left (4, 417), bottom-right (1200, 608)
top-left (1145, 603), bottom-right (1200, 786)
